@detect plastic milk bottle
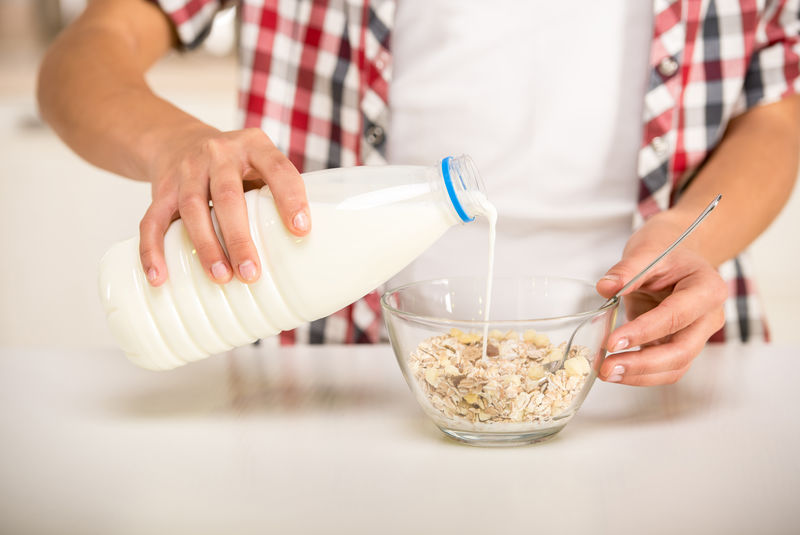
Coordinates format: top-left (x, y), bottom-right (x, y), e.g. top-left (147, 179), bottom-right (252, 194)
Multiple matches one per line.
top-left (98, 155), bottom-right (491, 370)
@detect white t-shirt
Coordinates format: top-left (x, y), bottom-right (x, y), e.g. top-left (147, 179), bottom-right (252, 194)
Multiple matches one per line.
top-left (387, 1), bottom-right (653, 285)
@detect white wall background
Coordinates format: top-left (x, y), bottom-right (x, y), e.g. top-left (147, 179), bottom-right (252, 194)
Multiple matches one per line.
top-left (750, 177), bottom-right (800, 342)
top-left (1, 51), bottom-right (798, 348)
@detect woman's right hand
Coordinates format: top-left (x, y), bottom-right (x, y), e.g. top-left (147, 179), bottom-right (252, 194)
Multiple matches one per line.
top-left (139, 125), bottom-right (311, 287)
top-left (34, 0), bottom-right (310, 287)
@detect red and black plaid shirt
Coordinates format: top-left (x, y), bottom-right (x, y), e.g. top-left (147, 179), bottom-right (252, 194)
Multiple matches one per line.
top-left (156, 0), bottom-right (800, 344)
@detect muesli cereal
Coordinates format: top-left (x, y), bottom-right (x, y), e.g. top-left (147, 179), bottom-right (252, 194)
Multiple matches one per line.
top-left (409, 328), bottom-right (592, 425)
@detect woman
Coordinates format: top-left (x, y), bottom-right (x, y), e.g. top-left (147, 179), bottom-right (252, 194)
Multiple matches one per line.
top-left (37, 0), bottom-right (800, 385)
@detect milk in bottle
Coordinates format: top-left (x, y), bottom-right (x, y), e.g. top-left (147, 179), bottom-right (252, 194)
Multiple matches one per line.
top-left (98, 155), bottom-right (491, 370)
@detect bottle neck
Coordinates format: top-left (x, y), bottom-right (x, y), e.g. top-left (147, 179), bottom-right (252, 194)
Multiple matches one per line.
top-left (439, 155), bottom-right (488, 223)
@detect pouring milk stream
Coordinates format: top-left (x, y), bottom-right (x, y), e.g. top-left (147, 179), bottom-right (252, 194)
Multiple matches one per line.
top-left (99, 155), bottom-right (498, 370)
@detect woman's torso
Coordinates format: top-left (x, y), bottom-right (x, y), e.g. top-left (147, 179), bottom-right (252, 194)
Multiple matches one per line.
top-left (387, 0), bottom-right (653, 285)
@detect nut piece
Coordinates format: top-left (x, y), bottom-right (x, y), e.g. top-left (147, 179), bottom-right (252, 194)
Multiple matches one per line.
top-left (523, 329), bottom-right (550, 348)
top-left (564, 356), bottom-right (590, 377)
top-left (542, 348), bottom-right (564, 363)
top-left (527, 363), bottom-right (546, 380)
top-left (457, 332), bottom-right (482, 345)
top-left (522, 329), bottom-right (537, 342)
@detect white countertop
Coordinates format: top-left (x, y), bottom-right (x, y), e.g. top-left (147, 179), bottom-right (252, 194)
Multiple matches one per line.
top-left (1, 343), bottom-right (798, 534)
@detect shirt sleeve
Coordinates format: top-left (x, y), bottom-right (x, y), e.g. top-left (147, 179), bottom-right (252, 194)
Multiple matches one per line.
top-left (151, 0), bottom-right (224, 50)
top-left (741, 0), bottom-right (800, 110)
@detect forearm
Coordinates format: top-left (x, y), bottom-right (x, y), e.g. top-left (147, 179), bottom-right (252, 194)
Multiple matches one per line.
top-left (649, 95), bottom-right (800, 267)
top-left (36, 0), bottom-right (214, 183)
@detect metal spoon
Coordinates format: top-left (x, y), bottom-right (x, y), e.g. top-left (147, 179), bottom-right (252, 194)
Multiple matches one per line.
top-left (550, 194), bottom-right (722, 372)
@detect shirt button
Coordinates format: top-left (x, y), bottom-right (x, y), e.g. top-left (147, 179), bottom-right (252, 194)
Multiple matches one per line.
top-left (651, 136), bottom-right (669, 156)
top-left (365, 124), bottom-right (385, 146)
top-left (375, 58), bottom-right (386, 70)
top-left (657, 56), bottom-right (679, 78)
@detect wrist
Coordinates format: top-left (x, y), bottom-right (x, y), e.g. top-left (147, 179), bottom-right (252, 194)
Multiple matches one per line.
top-left (637, 208), bottom-right (717, 266)
top-left (140, 116), bottom-right (219, 184)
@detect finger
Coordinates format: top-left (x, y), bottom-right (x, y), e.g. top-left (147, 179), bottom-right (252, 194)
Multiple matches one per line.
top-left (606, 364), bottom-right (692, 387)
top-left (601, 339), bottom-right (695, 382)
top-left (178, 175), bottom-right (232, 283)
top-left (600, 309), bottom-right (723, 384)
top-left (595, 248), bottom-right (684, 299)
top-left (209, 157), bottom-right (260, 283)
top-left (596, 259), bottom-right (643, 299)
top-left (606, 267), bottom-right (727, 351)
top-left (245, 129), bottom-right (310, 236)
top-left (139, 197), bottom-right (176, 287)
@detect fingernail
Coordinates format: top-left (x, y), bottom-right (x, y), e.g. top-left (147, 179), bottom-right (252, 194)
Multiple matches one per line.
top-left (612, 365), bottom-right (626, 376)
top-left (607, 374), bottom-right (623, 383)
top-left (600, 274), bottom-right (620, 282)
top-left (612, 338), bottom-right (629, 351)
top-left (146, 268), bottom-right (158, 283)
top-left (293, 211), bottom-right (309, 232)
top-left (239, 260), bottom-right (257, 281)
top-left (211, 261), bottom-right (229, 281)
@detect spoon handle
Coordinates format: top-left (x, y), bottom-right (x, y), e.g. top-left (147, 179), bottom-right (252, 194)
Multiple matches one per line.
top-left (612, 194), bottom-right (722, 300)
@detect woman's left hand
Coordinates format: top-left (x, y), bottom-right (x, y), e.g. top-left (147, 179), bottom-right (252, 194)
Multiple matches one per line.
top-left (595, 213), bottom-right (728, 386)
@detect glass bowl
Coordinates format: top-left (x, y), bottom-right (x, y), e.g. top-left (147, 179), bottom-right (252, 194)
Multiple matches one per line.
top-left (381, 276), bottom-right (619, 446)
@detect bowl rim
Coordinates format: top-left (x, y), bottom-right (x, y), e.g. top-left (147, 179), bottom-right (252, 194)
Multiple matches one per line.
top-left (380, 275), bottom-right (619, 327)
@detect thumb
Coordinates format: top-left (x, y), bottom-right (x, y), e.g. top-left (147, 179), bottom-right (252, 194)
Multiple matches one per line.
top-left (596, 253), bottom-right (653, 299)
